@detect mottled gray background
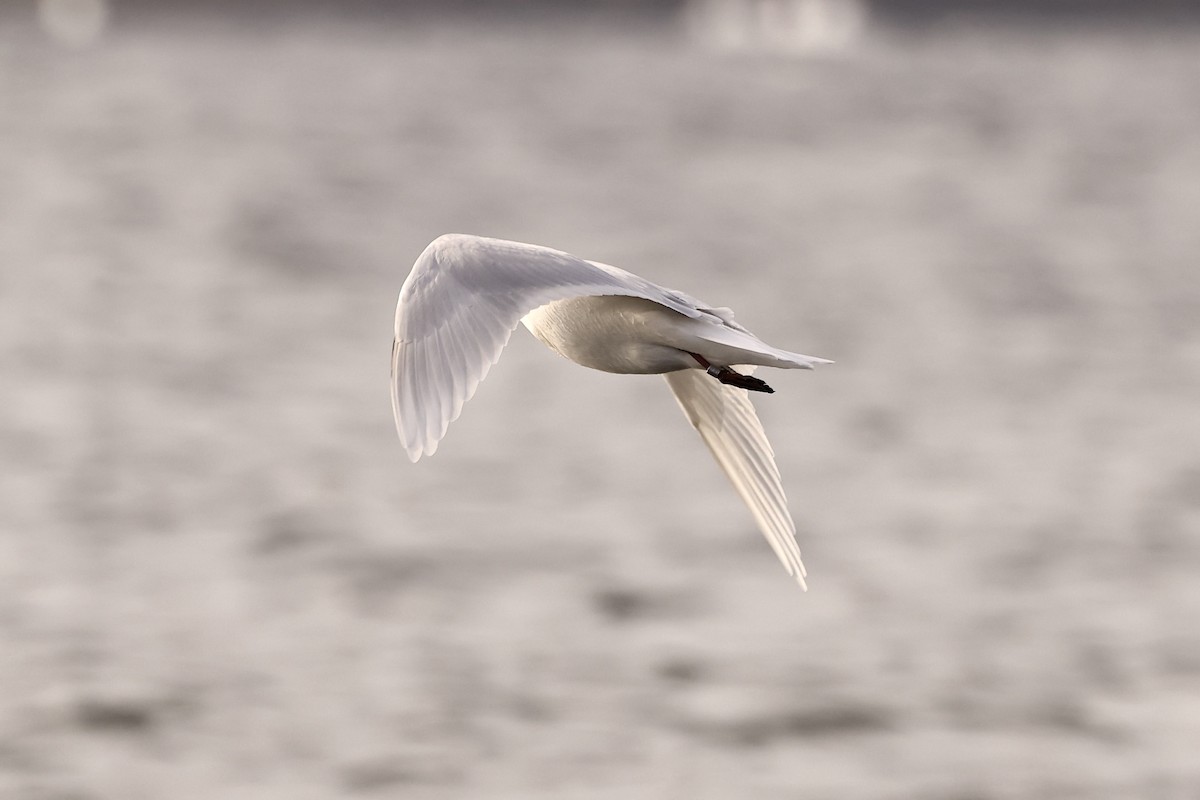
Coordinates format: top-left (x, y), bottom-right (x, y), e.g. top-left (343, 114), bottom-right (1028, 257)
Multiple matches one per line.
top-left (3, 1), bottom-right (1199, 798)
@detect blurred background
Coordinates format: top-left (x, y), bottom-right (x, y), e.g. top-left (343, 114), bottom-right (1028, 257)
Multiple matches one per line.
top-left (3, 0), bottom-right (1200, 797)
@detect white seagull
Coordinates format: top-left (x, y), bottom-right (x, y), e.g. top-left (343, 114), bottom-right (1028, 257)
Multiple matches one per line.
top-left (391, 234), bottom-right (831, 587)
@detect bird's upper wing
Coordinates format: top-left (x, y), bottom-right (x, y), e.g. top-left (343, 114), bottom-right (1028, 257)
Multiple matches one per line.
top-left (664, 367), bottom-right (807, 588)
top-left (393, 234), bottom-right (702, 461)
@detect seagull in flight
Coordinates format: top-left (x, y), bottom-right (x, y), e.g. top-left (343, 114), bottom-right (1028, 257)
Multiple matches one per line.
top-left (391, 234), bottom-right (831, 586)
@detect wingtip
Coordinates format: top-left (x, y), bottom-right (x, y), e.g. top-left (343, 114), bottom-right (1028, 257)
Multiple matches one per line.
top-left (406, 439), bottom-right (437, 463)
top-left (401, 436), bottom-right (426, 463)
top-left (791, 562), bottom-right (809, 591)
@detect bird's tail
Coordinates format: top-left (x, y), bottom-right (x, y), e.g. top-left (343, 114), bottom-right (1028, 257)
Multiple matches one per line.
top-left (768, 349), bottom-right (834, 370)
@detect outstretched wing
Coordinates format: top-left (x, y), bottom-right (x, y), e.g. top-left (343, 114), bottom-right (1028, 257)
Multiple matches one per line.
top-left (664, 367), bottom-right (807, 588)
top-left (393, 234), bottom-right (702, 461)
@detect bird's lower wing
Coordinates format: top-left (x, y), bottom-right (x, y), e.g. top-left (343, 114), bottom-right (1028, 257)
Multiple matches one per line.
top-left (664, 368), bottom-right (807, 587)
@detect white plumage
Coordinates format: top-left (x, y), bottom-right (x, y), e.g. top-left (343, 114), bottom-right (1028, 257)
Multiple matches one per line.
top-left (391, 234), bottom-right (831, 586)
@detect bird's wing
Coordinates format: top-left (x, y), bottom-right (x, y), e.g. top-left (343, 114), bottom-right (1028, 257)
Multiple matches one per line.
top-left (393, 234), bottom-right (703, 461)
top-left (664, 367), bottom-right (807, 588)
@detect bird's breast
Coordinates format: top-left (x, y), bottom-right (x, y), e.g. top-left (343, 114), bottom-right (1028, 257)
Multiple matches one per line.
top-left (520, 295), bottom-right (697, 374)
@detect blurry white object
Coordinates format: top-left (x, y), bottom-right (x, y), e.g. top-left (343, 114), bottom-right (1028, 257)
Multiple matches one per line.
top-left (392, 234), bottom-right (831, 586)
top-left (685, 0), bottom-right (868, 55)
top-left (38, 0), bottom-right (109, 47)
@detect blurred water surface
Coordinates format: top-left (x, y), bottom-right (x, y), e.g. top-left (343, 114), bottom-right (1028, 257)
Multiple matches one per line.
top-left (1, 7), bottom-right (1199, 799)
